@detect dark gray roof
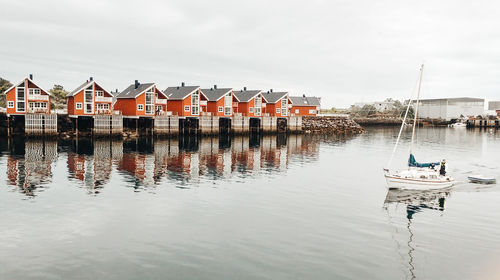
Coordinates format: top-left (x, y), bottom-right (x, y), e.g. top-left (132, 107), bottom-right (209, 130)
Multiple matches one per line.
top-left (289, 96), bottom-right (321, 107)
top-left (164, 86), bottom-right (199, 100)
top-left (68, 80), bottom-right (93, 97)
top-left (262, 91), bottom-right (288, 103)
top-left (116, 83), bottom-right (155, 99)
top-left (233, 90), bottom-right (262, 102)
top-left (200, 88), bottom-right (232, 101)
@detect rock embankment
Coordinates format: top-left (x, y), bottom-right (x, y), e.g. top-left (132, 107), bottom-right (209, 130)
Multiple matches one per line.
top-left (302, 116), bottom-right (364, 134)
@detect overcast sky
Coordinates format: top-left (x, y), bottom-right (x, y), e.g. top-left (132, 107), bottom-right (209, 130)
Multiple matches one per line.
top-left (1, 0), bottom-right (499, 108)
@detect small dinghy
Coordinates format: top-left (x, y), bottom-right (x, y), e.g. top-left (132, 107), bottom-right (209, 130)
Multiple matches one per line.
top-left (468, 175), bottom-right (496, 184)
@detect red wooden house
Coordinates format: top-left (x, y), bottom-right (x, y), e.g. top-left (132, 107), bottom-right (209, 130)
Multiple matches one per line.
top-left (262, 90), bottom-right (289, 117)
top-left (232, 88), bottom-right (264, 117)
top-left (113, 80), bottom-right (168, 117)
top-left (67, 77), bottom-right (114, 116)
top-left (164, 83), bottom-right (201, 117)
top-left (289, 95), bottom-right (321, 116)
top-left (4, 75), bottom-right (51, 116)
top-left (200, 85), bottom-right (233, 116)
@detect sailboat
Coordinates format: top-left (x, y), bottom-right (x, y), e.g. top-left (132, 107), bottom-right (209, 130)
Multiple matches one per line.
top-left (384, 64), bottom-right (455, 190)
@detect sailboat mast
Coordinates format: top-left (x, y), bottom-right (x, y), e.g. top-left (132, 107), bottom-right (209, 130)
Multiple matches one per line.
top-left (410, 64), bottom-right (424, 154)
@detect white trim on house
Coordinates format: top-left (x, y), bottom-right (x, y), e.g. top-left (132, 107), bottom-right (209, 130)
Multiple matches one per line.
top-left (7, 101), bottom-right (14, 108)
top-left (137, 104), bottom-right (144, 111)
top-left (76, 102), bottom-right (83, 110)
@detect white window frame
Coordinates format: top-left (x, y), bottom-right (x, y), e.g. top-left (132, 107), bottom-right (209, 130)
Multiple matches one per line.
top-left (218, 106), bottom-right (223, 112)
top-left (84, 85), bottom-right (94, 114)
top-left (145, 87), bottom-right (155, 114)
top-left (276, 108), bottom-right (281, 114)
top-left (7, 101), bottom-right (14, 108)
top-left (254, 95), bottom-right (261, 116)
top-left (28, 88), bottom-right (41, 95)
top-left (184, 105), bottom-right (190, 112)
top-left (76, 102), bottom-right (82, 110)
top-left (95, 90), bottom-right (104, 97)
top-left (224, 93), bottom-right (232, 115)
top-left (191, 91), bottom-right (199, 115)
top-left (309, 109), bottom-right (315, 114)
top-left (137, 104), bottom-right (144, 111)
top-left (156, 105), bottom-right (163, 113)
top-left (16, 86), bottom-right (26, 113)
top-left (281, 98), bottom-right (288, 116)
top-left (249, 107), bottom-right (254, 113)
top-left (295, 109), bottom-right (299, 114)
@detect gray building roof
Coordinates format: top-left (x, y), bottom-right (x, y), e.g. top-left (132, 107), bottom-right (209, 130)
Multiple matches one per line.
top-left (419, 97), bottom-right (484, 103)
top-left (68, 80), bottom-right (93, 97)
top-left (262, 91), bottom-right (288, 103)
top-left (233, 90), bottom-right (262, 102)
top-left (164, 86), bottom-right (199, 100)
top-left (200, 88), bottom-right (232, 101)
top-left (289, 96), bottom-right (321, 107)
top-left (116, 83), bottom-right (155, 99)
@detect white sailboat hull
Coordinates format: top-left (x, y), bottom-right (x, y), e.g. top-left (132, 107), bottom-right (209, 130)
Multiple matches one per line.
top-left (385, 174), bottom-right (454, 190)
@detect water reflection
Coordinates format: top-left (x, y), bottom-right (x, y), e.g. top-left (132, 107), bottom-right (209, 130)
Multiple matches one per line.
top-left (3, 134), bottom-right (329, 196)
top-left (67, 139), bottom-right (120, 194)
top-left (384, 189), bottom-right (451, 280)
top-left (6, 139), bottom-right (57, 196)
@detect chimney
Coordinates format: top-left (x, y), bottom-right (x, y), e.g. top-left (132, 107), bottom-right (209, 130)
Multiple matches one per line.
top-left (29, 74), bottom-right (33, 80)
top-left (115, 89), bottom-right (118, 93)
top-left (181, 82), bottom-right (185, 87)
top-left (214, 85), bottom-right (217, 89)
top-left (243, 87), bottom-right (247, 91)
top-left (135, 80), bottom-right (139, 89)
top-left (89, 77), bottom-right (93, 81)
top-left (270, 89), bottom-right (273, 93)
top-left (303, 94), bottom-right (306, 98)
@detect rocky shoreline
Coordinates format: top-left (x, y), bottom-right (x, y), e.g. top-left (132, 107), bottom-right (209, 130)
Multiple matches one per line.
top-left (302, 116), bottom-right (364, 134)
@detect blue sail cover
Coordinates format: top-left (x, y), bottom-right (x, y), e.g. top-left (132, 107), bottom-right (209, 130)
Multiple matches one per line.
top-left (408, 154), bottom-right (440, 167)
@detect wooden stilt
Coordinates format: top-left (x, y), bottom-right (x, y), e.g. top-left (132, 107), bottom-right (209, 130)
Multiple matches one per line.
top-left (7, 115), bottom-right (10, 137)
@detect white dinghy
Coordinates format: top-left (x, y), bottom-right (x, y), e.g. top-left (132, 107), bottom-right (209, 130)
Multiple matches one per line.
top-left (384, 64), bottom-right (455, 190)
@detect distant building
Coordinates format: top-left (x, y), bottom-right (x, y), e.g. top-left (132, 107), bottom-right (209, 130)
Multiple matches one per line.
top-left (418, 97), bottom-right (484, 120)
top-left (489, 101), bottom-right (500, 117)
top-left (354, 101), bottom-right (394, 112)
top-left (289, 96), bottom-right (321, 116)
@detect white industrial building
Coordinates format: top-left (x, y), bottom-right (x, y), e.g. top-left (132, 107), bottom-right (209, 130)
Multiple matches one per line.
top-left (488, 101), bottom-right (500, 110)
top-left (417, 97), bottom-right (484, 120)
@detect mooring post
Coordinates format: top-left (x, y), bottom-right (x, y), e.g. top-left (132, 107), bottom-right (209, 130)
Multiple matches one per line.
top-left (136, 119), bottom-right (139, 136)
top-left (75, 117), bottom-right (79, 136)
top-left (7, 115), bottom-right (10, 137)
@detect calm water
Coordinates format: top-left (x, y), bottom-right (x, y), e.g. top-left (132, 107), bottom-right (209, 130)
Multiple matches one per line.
top-left (1, 128), bottom-right (500, 280)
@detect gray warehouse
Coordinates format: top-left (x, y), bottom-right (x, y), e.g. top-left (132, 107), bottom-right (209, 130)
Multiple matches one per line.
top-left (417, 97), bottom-right (484, 120)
